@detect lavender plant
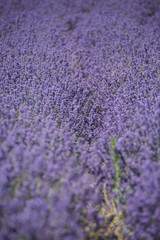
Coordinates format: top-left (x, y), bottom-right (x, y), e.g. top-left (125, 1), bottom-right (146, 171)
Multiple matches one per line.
top-left (0, 0), bottom-right (160, 239)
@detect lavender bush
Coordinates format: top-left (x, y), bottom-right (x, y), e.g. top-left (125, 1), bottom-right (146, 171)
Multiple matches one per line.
top-left (0, 0), bottom-right (160, 239)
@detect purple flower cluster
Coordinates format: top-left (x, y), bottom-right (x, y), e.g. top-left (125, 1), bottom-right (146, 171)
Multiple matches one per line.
top-left (0, 0), bottom-right (160, 239)
top-left (115, 99), bottom-right (160, 239)
top-left (126, 161), bottom-right (160, 240)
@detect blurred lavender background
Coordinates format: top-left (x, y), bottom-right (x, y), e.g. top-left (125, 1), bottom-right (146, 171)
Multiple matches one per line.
top-left (0, 0), bottom-right (160, 239)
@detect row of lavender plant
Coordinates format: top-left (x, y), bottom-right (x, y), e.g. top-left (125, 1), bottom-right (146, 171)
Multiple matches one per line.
top-left (0, 0), bottom-right (160, 239)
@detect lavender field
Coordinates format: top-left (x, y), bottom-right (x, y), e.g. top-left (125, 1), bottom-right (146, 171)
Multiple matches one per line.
top-left (0, 0), bottom-right (160, 239)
